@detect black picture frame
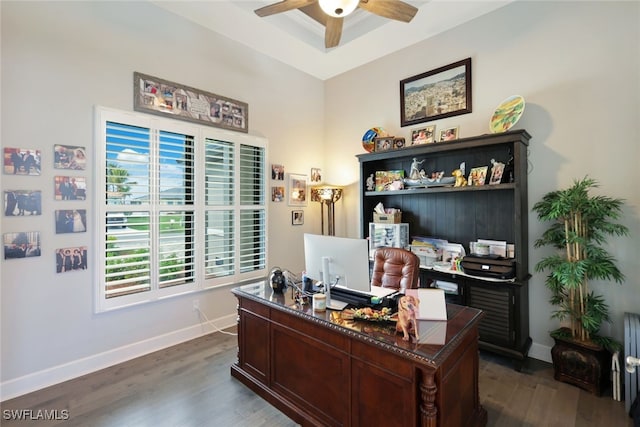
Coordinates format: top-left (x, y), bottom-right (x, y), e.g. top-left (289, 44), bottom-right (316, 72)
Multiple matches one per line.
top-left (291, 210), bottom-right (304, 225)
top-left (400, 58), bottom-right (472, 127)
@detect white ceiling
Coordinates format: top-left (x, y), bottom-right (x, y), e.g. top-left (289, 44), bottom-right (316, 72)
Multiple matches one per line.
top-left (153, 1), bottom-right (514, 80)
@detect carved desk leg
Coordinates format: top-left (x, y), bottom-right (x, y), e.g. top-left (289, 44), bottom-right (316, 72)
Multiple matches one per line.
top-left (419, 368), bottom-right (437, 427)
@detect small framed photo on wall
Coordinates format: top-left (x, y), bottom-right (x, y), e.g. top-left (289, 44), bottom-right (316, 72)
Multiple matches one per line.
top-left (4, 190), bottom-right (41, 216)
top-left (288, 173), bottom-right (307, 206)
top-left (310, 168), bottom-right (322, 183)
top-left (55, 209), bottom-right (87, 234)
top-left (272, 186), bottom-right (284, 202)
top-left (54, 144), bottom-right (86, 170)
top-left (291, 210), bottom-right (304, 225)
top-left (56, 246), bottom-right (88, 273)
top-left (3, 147), bottom-right (41, 175)
top-left (3, 231), bottom-right (41, 259)
top-left (271, 164), bottom-right (285, 180)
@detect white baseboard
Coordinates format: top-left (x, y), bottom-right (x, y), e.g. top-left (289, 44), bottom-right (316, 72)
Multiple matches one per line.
top-left (528, 341), bottom-right (552, 364)
top-left (0, 314), bottom-right (237, 402)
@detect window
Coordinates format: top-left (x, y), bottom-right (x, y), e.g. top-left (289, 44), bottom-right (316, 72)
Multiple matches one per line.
top-left (95, 107), bottom-right (267, 311)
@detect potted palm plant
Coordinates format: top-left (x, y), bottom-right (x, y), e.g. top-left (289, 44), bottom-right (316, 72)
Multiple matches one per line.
top-left (533, 176), bottom-right (628, 395)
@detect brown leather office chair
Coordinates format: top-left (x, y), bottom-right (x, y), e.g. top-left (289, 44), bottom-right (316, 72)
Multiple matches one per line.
top-left (371, 247), bottom-right (420, 292)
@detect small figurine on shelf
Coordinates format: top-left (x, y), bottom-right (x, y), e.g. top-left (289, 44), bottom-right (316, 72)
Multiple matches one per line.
top-left (501, 149), bottom-right (515, 183)
top-left (409, 158), bottom-right (425, 180)
top-left (366, 173), bottom-right (375, 191)
top-left (452, 169), bottom-right (467, 187)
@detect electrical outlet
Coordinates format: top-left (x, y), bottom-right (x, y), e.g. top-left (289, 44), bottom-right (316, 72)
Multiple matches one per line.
top-left (192, 299), bottom-right (200, 311)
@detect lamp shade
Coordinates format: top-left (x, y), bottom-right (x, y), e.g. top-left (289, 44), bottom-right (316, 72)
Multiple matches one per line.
top-left (318, 0), bottom-right (359, 17)
top-left (311, 186), bottom-right (343, 203)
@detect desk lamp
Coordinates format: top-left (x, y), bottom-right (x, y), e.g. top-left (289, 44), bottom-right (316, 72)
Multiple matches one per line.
top-left (310, 186), bottom-right (343, 236)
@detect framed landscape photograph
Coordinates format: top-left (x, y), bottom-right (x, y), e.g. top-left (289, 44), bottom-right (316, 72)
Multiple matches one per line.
top-left (400, 58), bottom-right (472, 127)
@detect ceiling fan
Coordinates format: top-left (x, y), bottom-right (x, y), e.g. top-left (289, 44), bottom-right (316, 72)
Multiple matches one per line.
top-left (254, 0), bottom-right (419, 48)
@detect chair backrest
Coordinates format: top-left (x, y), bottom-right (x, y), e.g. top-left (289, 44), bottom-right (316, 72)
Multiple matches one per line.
top-left (371, 247), bottom-right (420, 291)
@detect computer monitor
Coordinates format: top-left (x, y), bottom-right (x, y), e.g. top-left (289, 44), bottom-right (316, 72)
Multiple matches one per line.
top-left (303, 233), bottom-right (370, 293)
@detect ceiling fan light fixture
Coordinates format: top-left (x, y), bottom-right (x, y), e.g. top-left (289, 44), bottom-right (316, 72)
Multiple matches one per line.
top-left (318, 0), bottom-right (359, 18)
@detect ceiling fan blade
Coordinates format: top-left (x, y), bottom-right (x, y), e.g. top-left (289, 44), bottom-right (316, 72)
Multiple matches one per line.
top-left (358, 0), bottom-right (418, 23)
top-left (325, 17), bottom-right (344, 48)
top-left (255, 0), bottom-right (317, 17)
top-left (299, 3), bottom-right (328, 26)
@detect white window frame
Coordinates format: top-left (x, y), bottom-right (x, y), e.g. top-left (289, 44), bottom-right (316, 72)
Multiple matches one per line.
top-left (94, 106), bottom-right (268, 312)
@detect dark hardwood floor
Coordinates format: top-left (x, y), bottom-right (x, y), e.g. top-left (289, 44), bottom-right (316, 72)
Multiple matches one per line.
top-left (1, 327), bottom-right (632, 426)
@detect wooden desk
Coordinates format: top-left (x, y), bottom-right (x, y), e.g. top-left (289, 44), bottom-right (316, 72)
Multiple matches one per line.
top-left (231, 281), bottom-right (487, 427)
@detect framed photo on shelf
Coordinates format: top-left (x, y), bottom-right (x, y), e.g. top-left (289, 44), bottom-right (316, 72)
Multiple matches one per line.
top-left (439, 126), bottom-right (459, 142)
top-left (291, 210), bottom-right (304, 225)
top-left (288, 173), bottom-right (307, 206)
top-left (375, 170), bottom-right (405, 191)
top-left (374, 137), bottom-right (394, 152)
top-left (400, 58), bottom-right (472, 127)
top-left (393, 138), bottom-right (406, 149)
top-left (411, 126), bottom-right (436, 145)
top-left (489, 161), bottom-right (505, 185)
top-left (468, 166), bottom-right (488, 186)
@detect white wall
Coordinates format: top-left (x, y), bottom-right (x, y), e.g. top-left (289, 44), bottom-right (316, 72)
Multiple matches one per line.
top-left (0, 1), bottom-right (325, 399)
top-left (2, 0), bottom-right (639, 400)
top-left (324, 1), bottom-right (640, 360)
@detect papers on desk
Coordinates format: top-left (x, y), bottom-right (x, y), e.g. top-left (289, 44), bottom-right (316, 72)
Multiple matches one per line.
top-left (370, 285), bottom-right (399, 298)
top-left (405, 288), bottom-right (447, 321)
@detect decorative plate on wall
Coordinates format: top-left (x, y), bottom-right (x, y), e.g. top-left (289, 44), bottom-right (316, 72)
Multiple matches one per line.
top-left (362, 127), bottom-right (386, 152)
top-left (489, 95), bottom-right (525, 133)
